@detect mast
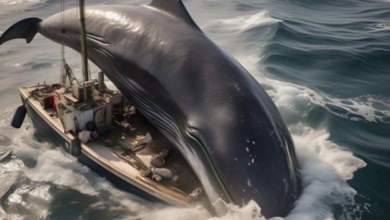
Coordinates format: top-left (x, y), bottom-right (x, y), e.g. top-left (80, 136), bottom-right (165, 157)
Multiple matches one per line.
top-left (79, 0), bottom-right (89, 82)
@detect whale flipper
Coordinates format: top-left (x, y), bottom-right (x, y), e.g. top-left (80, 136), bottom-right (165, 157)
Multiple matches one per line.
top-left (0, 17), bottom-right (42, 45)
top-left (148, 0), bottom-right (200, 30)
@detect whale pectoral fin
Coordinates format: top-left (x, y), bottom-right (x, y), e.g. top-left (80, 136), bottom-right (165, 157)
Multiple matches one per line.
top-left (0, 17), bottom-right (42, 46)
top-left (148, 0), bottom-right (201, 30)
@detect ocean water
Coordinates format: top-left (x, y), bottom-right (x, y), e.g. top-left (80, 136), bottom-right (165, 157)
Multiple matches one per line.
top-left (0, 0), bottom-right (389, 219)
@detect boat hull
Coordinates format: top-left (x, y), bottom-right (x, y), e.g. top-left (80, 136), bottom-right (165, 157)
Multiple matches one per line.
top-left (22, 97), bottom-right (165, 203)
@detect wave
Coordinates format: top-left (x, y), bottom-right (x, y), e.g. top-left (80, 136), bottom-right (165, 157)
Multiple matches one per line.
top-left (22, 62), bottom-right (54, 70)
top-left (202, 11), bottom-right (281, 34)
top-left (0, 0), bottom-right (40, 5)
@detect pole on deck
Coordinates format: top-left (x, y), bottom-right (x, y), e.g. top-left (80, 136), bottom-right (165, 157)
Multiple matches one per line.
top-left (79, 0), bottom-right (89, 82)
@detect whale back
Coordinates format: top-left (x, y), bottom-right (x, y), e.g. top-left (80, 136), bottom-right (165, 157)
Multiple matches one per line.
top-left (147, 0), bottom-right (201, 30)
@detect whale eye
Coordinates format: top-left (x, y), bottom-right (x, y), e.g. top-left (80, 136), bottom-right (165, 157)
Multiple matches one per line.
top-left (187, 126), bottom-right (204, 146)
top-left (187, 126), bottom-right (200, 137)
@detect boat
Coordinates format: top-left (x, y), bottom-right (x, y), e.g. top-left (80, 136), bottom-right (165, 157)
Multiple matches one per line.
top-left (9, 0), bottom-right (210, 213)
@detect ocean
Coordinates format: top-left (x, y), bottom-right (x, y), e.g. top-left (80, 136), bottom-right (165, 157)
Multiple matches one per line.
top-left (0, 0), bottom-right (389, 219)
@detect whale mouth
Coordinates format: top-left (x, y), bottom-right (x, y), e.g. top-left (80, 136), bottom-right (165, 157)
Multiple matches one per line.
top-left (186, 126), bottom-right (234, 203)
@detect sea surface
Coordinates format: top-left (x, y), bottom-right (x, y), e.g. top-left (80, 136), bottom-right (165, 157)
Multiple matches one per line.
top-left (0, 0), bottom-right (389, 219)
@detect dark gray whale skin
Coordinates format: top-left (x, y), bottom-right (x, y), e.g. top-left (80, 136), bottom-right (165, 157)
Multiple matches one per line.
top-left (0, 0), bottom-right (302, 217)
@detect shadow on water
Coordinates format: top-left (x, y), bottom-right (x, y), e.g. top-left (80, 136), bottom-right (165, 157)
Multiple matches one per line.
top-left (47, 187), bottom-right (133, 220)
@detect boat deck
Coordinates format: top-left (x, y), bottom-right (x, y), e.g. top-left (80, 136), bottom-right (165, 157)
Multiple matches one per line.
top-left (19, 85), bottom-right (207, 207)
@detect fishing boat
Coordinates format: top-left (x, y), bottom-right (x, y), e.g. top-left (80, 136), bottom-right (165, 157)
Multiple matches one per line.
top-left (9, 0), bottom-right (209, 212)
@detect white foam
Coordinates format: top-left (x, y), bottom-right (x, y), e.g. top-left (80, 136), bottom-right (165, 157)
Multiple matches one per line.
top-left (0, 109), bottom-right (97, 195)
top-left (286, 124), bottom-right (366, 220)
top-left (13, 142), bottom-right (41, 162)
top-left (366, 23), bottom-right (390, 32)
top-left (0, 159), bottom-right (24, 174)
top-left (27, 184), bottom-right (52, 201)
top-left (0, 213), bottom-right (23, 220)
top-left (202, 11), bottom-right (281, 34)
top-left (0, 0), bottom-right (39, 5)
top-left (265, 79), bottom-right (390, 124)
top-left (209, 201), bottom-right (266, 220)
top-left (25, 150), bottom-right (98, 195)
top-left (138, 205), bottom-right (211, 220)
top-left (5, 183), bottom-right (53, 219)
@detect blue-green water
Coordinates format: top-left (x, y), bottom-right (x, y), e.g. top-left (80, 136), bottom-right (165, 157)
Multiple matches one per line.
top-left (0, 0), bottom-right (389, 219)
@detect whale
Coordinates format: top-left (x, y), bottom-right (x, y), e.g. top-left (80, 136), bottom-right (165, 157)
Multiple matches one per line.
top-left (0, 0), bottom-right (302, 217)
